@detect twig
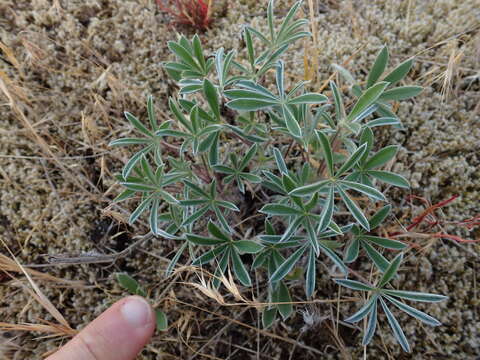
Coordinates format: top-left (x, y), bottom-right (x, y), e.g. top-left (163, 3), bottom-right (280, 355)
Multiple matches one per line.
top-left (24, 234), bottom-right (153, 268)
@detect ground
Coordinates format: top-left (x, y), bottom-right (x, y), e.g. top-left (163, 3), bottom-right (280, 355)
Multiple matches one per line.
top-left (0, 0), bottom-right (479, 359)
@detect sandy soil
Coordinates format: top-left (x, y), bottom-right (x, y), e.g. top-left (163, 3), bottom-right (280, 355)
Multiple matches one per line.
top-left (0, 0), bottom-right (479, 359)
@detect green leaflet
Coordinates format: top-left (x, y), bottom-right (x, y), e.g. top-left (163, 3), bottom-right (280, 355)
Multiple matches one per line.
top-left (155, 309), bottom-right (168, 331)
top-left (116, 273), bottom-right (147, 297)
top-left (378, 252), bottom-right (403, 287)
top-left (334, 279), bottom-right (374, 291)
top-left (316, 131), bottom-right (334, 176)
top-left (270, 245), bottom-right (307, 283)
top-left (367, 46), bottom-right (389, 87)
top-left (382, 290), bottom-right (448, 303)
top-left (380, 86), bottom-right (423, 101)
top-left (276, 281), bottom-right (293, 320)
top-left (337, 186), bottom-right (370, 231)
top-left (362, 241), bottom-right (390, 272)
top-left (231, 248), bottom-right (252, 286)
top-left (233, 240), bottom-right (263, 254)
top-left (305, 249), bottom-right (316, 298)
top-left (364, 145), bottom-right (398, 169)
top-left (345, 294), bottom-right (378, 323)
top-left (383, 58), bottom-right (413, 85)
top-left (368, 170), bottom-right (410, 188)
top-left (347, 82), bottom-right (389, 122)
top-left (384, 295), bottom-right (441, 326)
top-left (203, 79), bottom-right (220, 120)
top-left (380, 297), bottom-right (410, 352)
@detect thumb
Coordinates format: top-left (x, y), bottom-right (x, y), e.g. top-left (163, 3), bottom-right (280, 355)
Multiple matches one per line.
top-left (47, 296), bottom-right (156, 360)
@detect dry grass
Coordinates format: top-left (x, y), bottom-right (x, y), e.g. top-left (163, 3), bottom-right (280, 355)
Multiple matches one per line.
top-left (0, 242), bottom-right (79, 359)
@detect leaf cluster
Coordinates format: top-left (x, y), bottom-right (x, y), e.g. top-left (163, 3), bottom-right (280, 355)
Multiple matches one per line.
top-left (110, 0), bottom-right (445, 352)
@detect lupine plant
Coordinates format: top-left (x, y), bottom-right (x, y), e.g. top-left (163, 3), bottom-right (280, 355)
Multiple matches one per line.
top-left (110, 0), bottom-right (447, 352)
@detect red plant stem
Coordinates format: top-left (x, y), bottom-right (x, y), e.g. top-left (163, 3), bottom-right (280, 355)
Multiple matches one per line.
top-left (406, 194), bottom-right (459, 231)
top-left (431, 233), bottom-right (480, 244)
top-left (454, 215), bottom-right (480, 229)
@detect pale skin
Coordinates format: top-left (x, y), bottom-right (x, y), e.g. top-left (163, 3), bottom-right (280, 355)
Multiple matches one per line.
top-left (46, 296), bottom-right (155, 360)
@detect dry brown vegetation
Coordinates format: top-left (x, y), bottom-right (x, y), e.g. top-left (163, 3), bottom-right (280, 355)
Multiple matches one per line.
top-left (0, 0), bottom-right (479, 359)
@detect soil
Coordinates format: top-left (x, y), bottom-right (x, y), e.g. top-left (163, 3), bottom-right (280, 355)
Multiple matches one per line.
top-left (0, 0), bottom-right (479, 359)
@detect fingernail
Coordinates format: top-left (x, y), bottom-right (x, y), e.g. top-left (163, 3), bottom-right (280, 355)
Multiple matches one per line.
top-left (120, 297), bottom-right (152, 328)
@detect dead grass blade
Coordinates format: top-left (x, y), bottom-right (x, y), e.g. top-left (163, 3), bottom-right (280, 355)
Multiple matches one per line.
top-left (0, 253), bottom-right (83, 286)
top-left (0, 41), bottom-right (20, 70)
top-left (0, 240), bottom-right (73, 335)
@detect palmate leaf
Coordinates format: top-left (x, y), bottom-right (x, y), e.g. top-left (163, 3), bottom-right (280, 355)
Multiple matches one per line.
top-left (167, 36), bottom-right (210, 77)
top-left (336, 273), bottom-right (447, 352)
